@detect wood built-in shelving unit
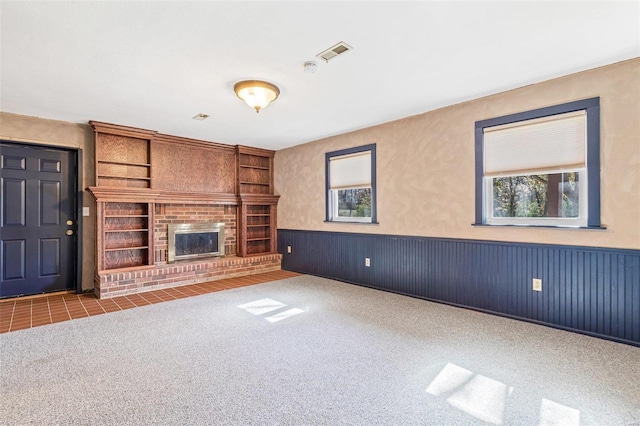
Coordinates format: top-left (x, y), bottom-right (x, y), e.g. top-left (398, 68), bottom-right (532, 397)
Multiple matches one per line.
top-left (94, 123), bottom-right (155, 189)
top-left (236, 146), bottom-right (279, 257)
top-left (90, 122), bottom-right (158, 271)
top-left (237, 147), bottom-right (273, 195)
top-left (88, 122), bottom-right (280, 272)
top-left (237, 200), bottom-right (278, 256)
top-left (99, 202), bottom-right (153, 270)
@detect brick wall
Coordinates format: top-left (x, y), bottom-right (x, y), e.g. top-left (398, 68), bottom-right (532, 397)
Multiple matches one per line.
top-left (154, 203), bottom-right (237, 263)
top-left (95, 253), bottom-right (282, 298)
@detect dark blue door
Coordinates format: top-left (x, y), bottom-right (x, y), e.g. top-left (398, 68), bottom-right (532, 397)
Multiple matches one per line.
top-left (1, 142), bottom-right (77, 298)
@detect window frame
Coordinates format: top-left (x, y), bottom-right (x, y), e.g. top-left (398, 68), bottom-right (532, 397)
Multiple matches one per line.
top-left (325, 144), bottom-right (377, 224)
top-left (474, 97), bottom-right (601, 228)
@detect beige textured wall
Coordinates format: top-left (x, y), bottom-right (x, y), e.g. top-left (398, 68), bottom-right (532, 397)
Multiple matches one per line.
top-left (0, 112), bottom-right (96, 290)
top-left (275, 58), bottom-right (640, 250)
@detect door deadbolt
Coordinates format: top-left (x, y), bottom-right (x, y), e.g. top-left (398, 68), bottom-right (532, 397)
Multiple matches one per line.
top-left (66, 230), bottom-right (74, 236)
top-left (66, 220), bottom-right (74, 225)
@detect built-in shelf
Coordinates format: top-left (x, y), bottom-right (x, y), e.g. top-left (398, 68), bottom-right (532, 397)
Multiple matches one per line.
top-left (104, 246), bottom-right (149, 252)
top-left (99, 160), bottom-right (151, 167)
top-left (98, 175), bottom-right (151, 181)
top-left (239, 164), bottom-right (270, 170)
top-left (239, 181), bottom-right (270, 186)
top-left (237, 148), bottom-right (272, 197)
top-left (237, 197), bottom-right (278, 256)
top-left (94, 123), bottom-right (152, 189)
top-left (98, 201), bottom-right (154, 270)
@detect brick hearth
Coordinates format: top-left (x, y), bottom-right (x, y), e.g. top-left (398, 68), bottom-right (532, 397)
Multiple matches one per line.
top-left (95, 254), bottom-right (282, 299)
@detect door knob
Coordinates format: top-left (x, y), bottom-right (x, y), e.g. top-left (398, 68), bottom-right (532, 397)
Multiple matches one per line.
top-left (67, 220), bottom-right (74, 225)
top-left (66, 230), bottom-right (74, 236)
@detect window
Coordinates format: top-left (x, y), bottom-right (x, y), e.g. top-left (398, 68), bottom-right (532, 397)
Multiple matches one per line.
top-left (326, 144), bottom-right (377, 223)
top-left (475, 98), bottom-right (600, 227)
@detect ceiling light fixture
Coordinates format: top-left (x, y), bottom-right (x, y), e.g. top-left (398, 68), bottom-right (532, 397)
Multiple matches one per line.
top-left (233, 80), bottom-right (280, 113)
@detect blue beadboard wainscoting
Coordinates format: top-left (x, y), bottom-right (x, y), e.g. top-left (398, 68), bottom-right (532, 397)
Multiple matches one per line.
top-left (278, 229), bottom-right (640, 346)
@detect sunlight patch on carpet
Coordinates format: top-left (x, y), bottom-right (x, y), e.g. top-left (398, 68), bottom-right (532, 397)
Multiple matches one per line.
top-left (426, 363), bottom-right (582, 425)
top-left (265, 308), bottom-right (304, 323)
top-left (446, 374), bottom-right (512, 424)
top-left (237, 298), bottom-right (286, 315)
top-left (426, 362), bottom-right (512, 425)
top-left (426, 363), bottom-right (474, 396)
top-left (238, 298), bottom-right (305, 323)
top-left (539, 398), bottom-right (580, 426)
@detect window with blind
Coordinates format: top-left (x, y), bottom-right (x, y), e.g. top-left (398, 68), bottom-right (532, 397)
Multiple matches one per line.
top-left (475, 98), bottom-right (601, 227)
top-left (325, 144), bottom-right (377, 223)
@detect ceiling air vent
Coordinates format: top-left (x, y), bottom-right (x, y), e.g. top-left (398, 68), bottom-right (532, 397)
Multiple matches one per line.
top-left (316, 41), bottom-right (353, 63)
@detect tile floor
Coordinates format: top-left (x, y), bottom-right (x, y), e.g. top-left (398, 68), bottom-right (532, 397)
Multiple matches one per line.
top-left (0, 270), bottom-right (300, 334)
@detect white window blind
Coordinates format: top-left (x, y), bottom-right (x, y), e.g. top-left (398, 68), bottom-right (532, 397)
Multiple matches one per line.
top-left (329, 151), bottom-right (371, 189)
top-left (484, 110), bottom-right (586, 176)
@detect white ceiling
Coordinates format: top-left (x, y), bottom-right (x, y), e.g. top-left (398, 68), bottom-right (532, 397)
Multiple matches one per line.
top-left (1, 1), bottom-right (639, 151)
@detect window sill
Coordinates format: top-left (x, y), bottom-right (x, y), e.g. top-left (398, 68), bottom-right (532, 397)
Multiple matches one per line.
top-left (324, 220), bottom-right (380, 225)
top-left (472, 223), bottom-right (606, 230)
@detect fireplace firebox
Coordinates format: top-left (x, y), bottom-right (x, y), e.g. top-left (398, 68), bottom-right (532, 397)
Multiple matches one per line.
top-left (168, 223), bottom-right (225, 263)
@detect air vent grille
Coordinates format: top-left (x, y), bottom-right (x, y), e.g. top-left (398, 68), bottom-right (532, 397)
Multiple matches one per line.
top-left (316, 41), bottom-right (353, 62)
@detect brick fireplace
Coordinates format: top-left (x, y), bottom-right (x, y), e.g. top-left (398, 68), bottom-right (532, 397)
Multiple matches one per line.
top-left (93, 202), bottom-right (281, 299)
top-left (88, 121), bottom-right (281, 299)
top-left (154, 204), bottom-right (237, 262)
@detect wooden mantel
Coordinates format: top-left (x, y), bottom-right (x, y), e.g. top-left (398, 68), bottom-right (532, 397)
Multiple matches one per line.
top-left (87, 186), bottom-right (243, 205)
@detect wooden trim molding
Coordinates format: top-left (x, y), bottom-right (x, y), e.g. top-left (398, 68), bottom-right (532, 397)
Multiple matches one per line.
top-left (156, 191), bottom-right (239, 205)
top-left (155, 134), bottom-right (236, 153)
top-left (87, 187), bottom-right (162, 203)
top-left (236, 145), bottom-right (276, 157)
top-left (87, 187), bottom-right (240, 205)
top-left (89, 121), bottom-right (158, 140)
top-left (239, 194), bottom-right (280, 205)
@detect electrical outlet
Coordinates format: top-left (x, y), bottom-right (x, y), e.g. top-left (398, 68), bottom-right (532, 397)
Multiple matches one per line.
top-left (532, 278), bottom-right (542, 292)
top-left (287, 246), bottom-right (292, 254)
top-left (365, 258), bottom-right (370, 267)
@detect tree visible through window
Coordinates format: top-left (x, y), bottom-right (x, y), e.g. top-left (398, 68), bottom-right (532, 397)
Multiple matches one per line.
top-left (337, 188), bottom-right (372, 218)
top-left (492, 172), bottom-right (580, 218)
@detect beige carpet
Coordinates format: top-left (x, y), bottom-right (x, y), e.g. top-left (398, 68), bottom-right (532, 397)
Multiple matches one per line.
top-left (1, 275), bottom-right (638, 425)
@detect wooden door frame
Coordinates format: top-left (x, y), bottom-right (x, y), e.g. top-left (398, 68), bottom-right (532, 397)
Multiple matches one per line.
top-left (1, 140), bottom-right (83, 295)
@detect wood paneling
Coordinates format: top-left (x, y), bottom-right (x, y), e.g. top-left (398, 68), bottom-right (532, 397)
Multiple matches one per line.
top-left (278, 229), bottom-right (640, 346)
top-left (97, 134), bottom-right (149, 164)
top-left (152, 141), bottom-right (235, 193)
